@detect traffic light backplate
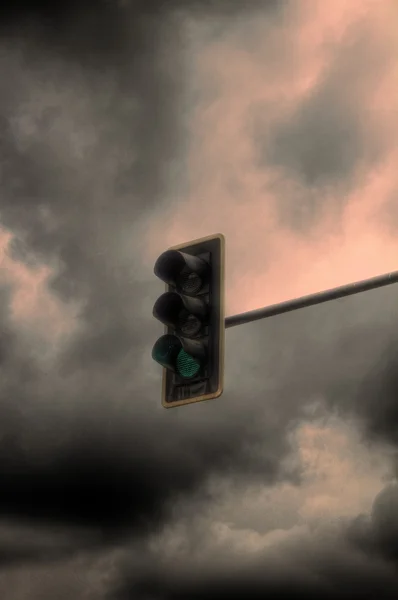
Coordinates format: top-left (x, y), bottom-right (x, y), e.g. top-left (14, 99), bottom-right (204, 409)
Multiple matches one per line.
top-left (154, 233), bottom-right (225, 408)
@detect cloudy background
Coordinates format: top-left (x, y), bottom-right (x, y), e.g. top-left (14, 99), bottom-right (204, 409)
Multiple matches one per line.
top-left (0, 0), bottom-right (397, 598)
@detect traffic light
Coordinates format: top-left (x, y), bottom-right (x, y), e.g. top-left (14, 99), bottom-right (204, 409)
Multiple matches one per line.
top-left (152, 233), bottom-right (225, 408)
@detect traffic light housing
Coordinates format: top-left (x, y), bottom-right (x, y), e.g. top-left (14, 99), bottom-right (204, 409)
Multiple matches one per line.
top-left (152, 233), bottom-right (225, 408)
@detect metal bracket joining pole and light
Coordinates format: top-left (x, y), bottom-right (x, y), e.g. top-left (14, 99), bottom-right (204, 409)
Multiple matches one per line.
top-left (225, 270), bottom-right (398, 329)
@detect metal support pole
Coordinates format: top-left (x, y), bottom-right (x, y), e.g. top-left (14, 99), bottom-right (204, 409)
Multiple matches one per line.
top-left (225, 270), bottom-right (398, 329)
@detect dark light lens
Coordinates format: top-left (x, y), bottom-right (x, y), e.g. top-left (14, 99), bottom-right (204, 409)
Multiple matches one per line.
top-left (178, 267), bottom-right (202, 295)
top-left (178, 310), bottom-right (202, 336)
top-left (176, 348), bottom-right (201, 378)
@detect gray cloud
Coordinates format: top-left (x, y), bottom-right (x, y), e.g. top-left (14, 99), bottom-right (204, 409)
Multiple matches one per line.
top-left (113, 483), bottom-right (398, 600)
top-left (0, 1), bottom-right (398, 599)
top-left (0, 0), bottom-right (298, 548)
top-left (0, 521), bottom-right (103, 569)
top-left (253, 18), bottom-right (393, 230)
top-left (346, 482), bottom-right (398, 561)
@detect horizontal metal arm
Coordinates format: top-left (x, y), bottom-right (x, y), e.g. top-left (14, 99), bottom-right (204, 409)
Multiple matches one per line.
top-left (225, 270), bottom-right (398, 329)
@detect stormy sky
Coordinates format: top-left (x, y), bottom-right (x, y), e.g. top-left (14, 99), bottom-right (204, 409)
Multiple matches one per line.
top-left (0, 0), bottom-right (397, 598)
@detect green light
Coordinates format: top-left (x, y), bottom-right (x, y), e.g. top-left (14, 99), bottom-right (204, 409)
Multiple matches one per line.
top-left (176, 348), bottom-right (200, 379)
top-left (152, 334), bottom-right (203, 379)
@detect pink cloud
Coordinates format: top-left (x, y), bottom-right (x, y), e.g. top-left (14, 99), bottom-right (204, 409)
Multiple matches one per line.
top-left (146, 1), bottom-right (398, 316)
top-left (0, 228), bottom-right (78, 348)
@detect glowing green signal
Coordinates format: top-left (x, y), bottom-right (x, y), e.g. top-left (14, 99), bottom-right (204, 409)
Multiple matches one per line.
top-left (176, 348), bottom-right (201, 378)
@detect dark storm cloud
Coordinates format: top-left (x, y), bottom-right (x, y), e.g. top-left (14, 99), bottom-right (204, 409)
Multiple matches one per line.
top-left (347, 483), bottom-right (398, 564)
top-left (0, 396), bottom-right (272, 538)
top-left (1, 233), bottom-right (398, 547)
top-left (0, 0), bottom-right (285, 25)
top-left (113, 567), bottom-right (398, 600)
top-left (0, 0), bottom-right (296, 546)
top-left (264, 75), bottom-right (362, 186)
top-left (0, 0), bottom-right (288, 358)
top-left (242, 283), bottom-right (398, 450)
top-left (254, 18), bottom-right (392, 228)
top-left (1, 238), bottom-right (398, 555)
top-left (0, 309), bottom-right (303, 541)
top-left (353, 340), bottom-right (398, 445)
top-left (112, 484), bottom-right (398, 600)
top-left (0, 521), bottom-right (100, 569)
top-left (0, 19), bottom-right (187, 370)
top-left (1, 5), bottom-right (398, 600)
